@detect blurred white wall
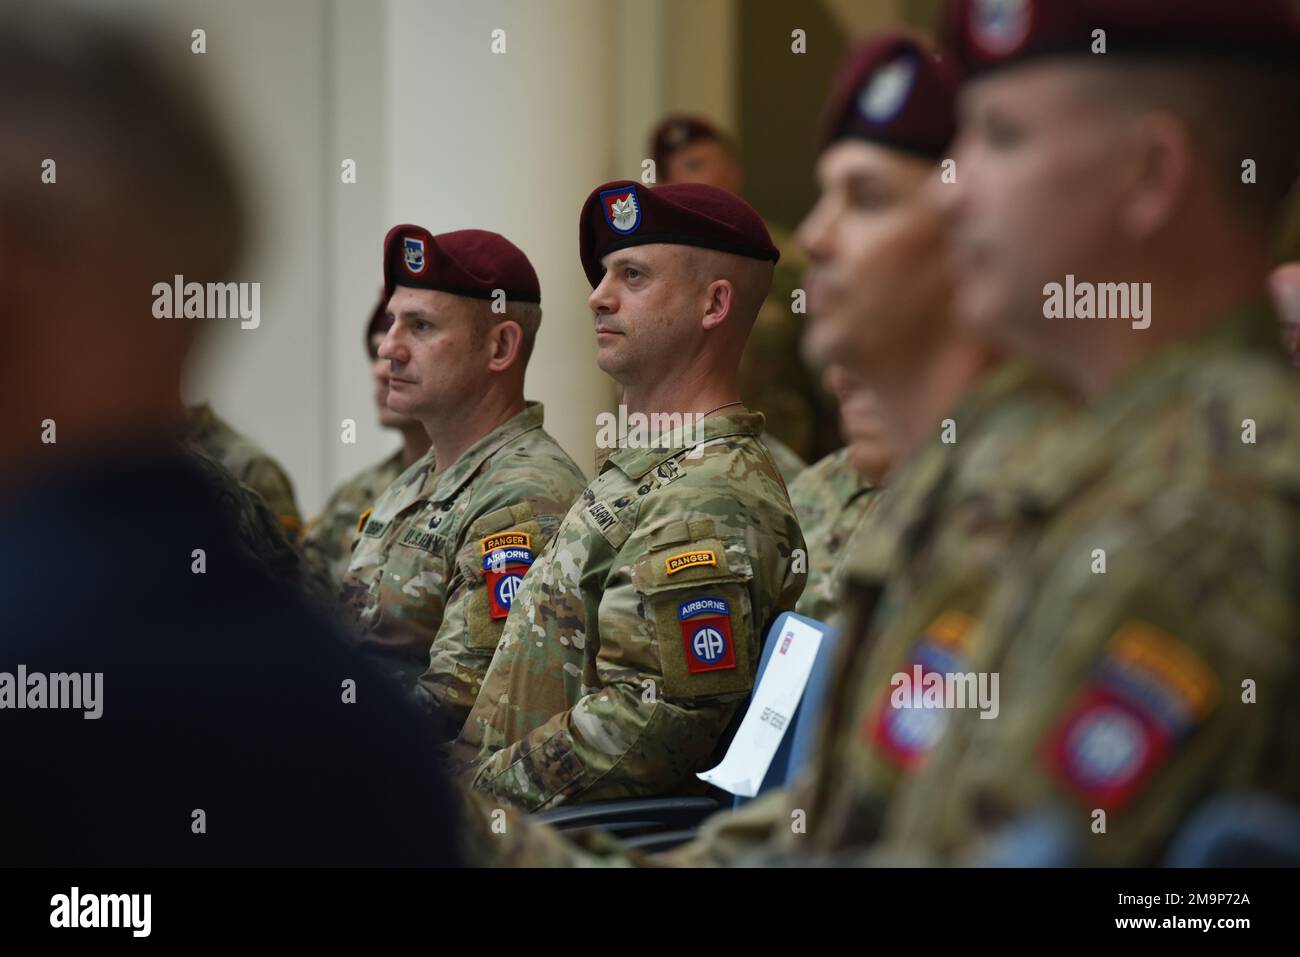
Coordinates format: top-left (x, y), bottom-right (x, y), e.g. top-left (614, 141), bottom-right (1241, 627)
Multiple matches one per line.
top-left (82, 0), bottom-right (683, 515)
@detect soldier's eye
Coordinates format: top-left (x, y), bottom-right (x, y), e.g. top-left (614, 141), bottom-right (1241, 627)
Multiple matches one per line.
top-left (625, 268), bottom-right (641, 281)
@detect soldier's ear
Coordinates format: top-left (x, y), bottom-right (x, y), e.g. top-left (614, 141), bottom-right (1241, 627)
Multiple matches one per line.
top-left (486, 319), bottom-right (524, 373)
top-left (701, 278), bottom-right (735, 331)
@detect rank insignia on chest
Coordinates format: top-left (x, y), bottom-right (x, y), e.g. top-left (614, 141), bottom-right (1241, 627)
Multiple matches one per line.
top-left (483, 544), bottom-right (534, 620)
top-left (678, 596), bottom-right (736, 674)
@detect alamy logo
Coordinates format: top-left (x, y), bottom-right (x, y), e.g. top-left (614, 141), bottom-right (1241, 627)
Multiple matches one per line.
top-left (152, 274), bottom-right (261, 330)
top-left (595, 405), bottom-right (705, 451)
top-left (1042, 274), bottom-right (1151, 330)
top-left (0, 666), bottom-right (102, 719)
top-left (50, 887), bottom-right (151, 937)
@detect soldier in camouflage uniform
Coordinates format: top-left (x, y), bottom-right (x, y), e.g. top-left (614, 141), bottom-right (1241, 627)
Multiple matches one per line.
top-left (449, 34), bottom-right (1078, 862)
top-left (451, 180), bottom-right (806, 810)
top-left (184, 401), bottom-right (302, 535)
top-left (300, 296), bottom-right (432, 585)
top-left (339, 226), bottom-right (586, 732)
top-left (651, 115), bottom-right (835, 463)
top-left (787, 366), bottom-right (891, 623)
top-left (848, 0), bottom-right (1300, 866)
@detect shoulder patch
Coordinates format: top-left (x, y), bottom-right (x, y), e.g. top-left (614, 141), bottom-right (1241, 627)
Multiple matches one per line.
top-left (1044, 622), bottom-right (1219, 812)
top-left (678, 596), bottom-right (736, 674)
top-left (866, 611), bottom-right (977, 771)
top-left (484, 544), bottom-right (534, 620)
top-left (665, 549), bottom-right (717, 576)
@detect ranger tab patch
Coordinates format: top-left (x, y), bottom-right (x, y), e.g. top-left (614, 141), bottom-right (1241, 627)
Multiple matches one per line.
top-left (665, 548), bottom-right (717, 576)
top-left (678, 596), bottom-right (736, 674)
top-left (481, 530), bottom-right (531, 554)
top-left (482, 541), bottom-right (534, 620)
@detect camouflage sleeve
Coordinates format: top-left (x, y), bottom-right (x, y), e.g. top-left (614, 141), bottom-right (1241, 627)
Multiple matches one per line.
top-left (236, 457), bottom-right (303, 534)
top-left (414, 481), bottom-right (575, 737)
top-left (469, 511), bottom-right (767, 810)
top-left (899, 487), bottom-right (1300, 866)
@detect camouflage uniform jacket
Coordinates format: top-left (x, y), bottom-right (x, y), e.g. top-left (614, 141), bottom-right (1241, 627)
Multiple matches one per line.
top-left (301, 449), bottom-right (407, 585)
top-left (661, 361), bottom-right (1074, 865)
top-left (786, 446), bottom-right (880, 623)
top-left (185, 402), bottom-right (302, 534)
top-left (453, 409), bottom-right (806, 810)
top-left (870, 306), bottom-right (1300, 866)
top-left (760, 432), bottom-right (807, 487)
top-left (339, 403), bottom-right (586, 721)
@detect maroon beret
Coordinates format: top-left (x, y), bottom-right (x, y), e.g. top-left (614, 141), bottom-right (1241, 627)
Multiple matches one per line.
top-left (819, 33), bottom-right (957, 158)
top-left (650, 115), bottom-right (725, 179)
top-left (364, 288), bottom-right (390, 357)
top-left (578, 180), bottom-right (779, 288)
top-left (941, 0), bottom-right (1300, 78)
top-left (382, 224), bottom-right (541, 304)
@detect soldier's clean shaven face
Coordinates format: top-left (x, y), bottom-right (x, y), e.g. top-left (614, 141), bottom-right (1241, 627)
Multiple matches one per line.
top-left (588, 245), bottom-right (704, 385)
top-left (369, 332), bottom-right (416, 429)
top-left (823, 363), bottom-right (893, 483)
top-left (379, 286), bottom-right (491, 421)
top-left (798, 140), bottom-right (953, 377)
top-left (938, 63), bottom-right (1131, 354)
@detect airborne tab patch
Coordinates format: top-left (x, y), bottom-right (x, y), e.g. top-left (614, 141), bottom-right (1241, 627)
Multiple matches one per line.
top-left (665, 549), bottom-right (717, 576)
top-left (483, 544), bottom-right (534, 620)
top-left (678, 596), bottom-right (736, 674)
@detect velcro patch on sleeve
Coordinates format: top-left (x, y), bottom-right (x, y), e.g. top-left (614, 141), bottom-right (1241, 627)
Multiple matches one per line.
top-left (483, 545), bottom-right (534, 620)
top-left (677, 596), bottom-right (737, 674)
top-left (1043, 621), bottom-right (1217, 812)
top-left (665, 549), bottom-right (717, 576)
top-left (865, 610), bottom-right (975, 772)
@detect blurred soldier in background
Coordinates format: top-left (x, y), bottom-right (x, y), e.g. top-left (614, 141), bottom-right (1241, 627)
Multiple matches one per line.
top-left (0, 2), bottom-right (458, 864)
top-left (339, 225), bottom-right (586, 727)
top-left (453, 180), bottom-right (805, 809)
top-left (787, 365), bottom-right (891, 623)
top-left (301, 294), bottom-right (432, 585)
top-left (652, 114), bottom-right (835, 472)
top-left (183, 399), bottom-right (302, 534)
top-left (863, 0), bottom-right (1300, 866)
top-left (1269, 262), bottom-right (1300, 368)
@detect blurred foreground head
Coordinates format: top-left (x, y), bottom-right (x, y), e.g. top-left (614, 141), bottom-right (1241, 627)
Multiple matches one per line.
top-left (0, 2), bottom-right (244, 483)
top-left (936, 0), bottom-right (1300, 390)
top-left (797, 33), bottom-right (960, 378)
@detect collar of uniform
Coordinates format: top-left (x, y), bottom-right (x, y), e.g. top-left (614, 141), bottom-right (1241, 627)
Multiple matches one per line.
top-left (601, 409), bottom-right (765, 480)
top-left (823, 446), bottom-right (876, 508)
top-left (425, 401), bottom-right (546, 503)
top-left (1016, 304), bottom-right (1278, 514)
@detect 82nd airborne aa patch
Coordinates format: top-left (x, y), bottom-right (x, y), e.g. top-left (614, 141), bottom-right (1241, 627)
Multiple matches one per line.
top-left (678, 596), bottom-right (736, 674)
top-left (482, 533), bottom-right (534, 620)
top-left (1044, 622), bottom-right (1219, 812)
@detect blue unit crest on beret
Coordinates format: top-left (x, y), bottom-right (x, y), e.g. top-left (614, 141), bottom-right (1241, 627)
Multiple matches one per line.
top-left (403, 236), bottom-right (427, 275)
top-left (600, 186), bottom-right (642, 235)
